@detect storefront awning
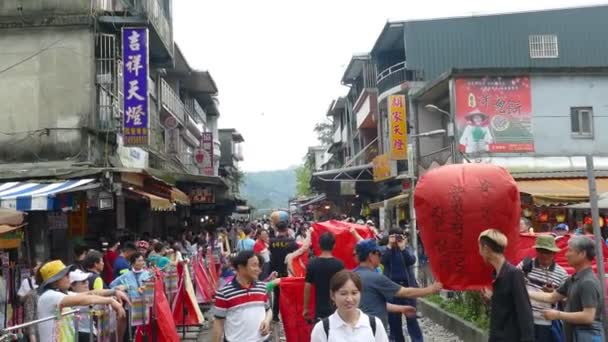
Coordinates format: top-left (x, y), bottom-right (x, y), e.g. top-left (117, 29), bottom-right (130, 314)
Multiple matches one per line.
top-left (517, 178), bottom-right (608, 206)
top-left (298, 194), bottom-right (327, 208)
top-left (369, 193), bottom-right (410, 210)
top-left (128, 189), bottom-right (174, 211)
top-left (170, 188), bottom-right (190, 206)
top-left (0, 179), bottom-right (95, 211)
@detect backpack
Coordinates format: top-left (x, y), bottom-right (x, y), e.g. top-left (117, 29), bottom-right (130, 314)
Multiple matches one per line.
top-left (322, 314), bottom-right (376, 338)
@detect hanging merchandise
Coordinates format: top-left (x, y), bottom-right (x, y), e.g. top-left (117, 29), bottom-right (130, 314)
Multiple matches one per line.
top-left (555, 211), bottom-right (566, 223)
top-left (584, 215), bottom-right (604, 227)
top-left (415, 163), bottom-right (521, 290)
top-left (537, 211), bottom-right (549, 223)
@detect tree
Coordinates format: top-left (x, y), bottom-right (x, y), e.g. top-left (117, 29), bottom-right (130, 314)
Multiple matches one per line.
top-left (295, 164), bottom-right (312, 196)
top-left (313, 121), bottom-right (334, 145)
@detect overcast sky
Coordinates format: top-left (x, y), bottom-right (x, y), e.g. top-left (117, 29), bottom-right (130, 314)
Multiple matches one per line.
top-left (174, 0), bottom-right (605, 172)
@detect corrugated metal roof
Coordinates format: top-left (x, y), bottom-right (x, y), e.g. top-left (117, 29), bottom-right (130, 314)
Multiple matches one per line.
top-left (512, 170), bottom-right (608, 179)
top-left (404, 5), bottom-right (608, 80)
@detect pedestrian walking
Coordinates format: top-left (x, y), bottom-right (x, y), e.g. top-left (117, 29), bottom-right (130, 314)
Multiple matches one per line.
top-left (303, 232), bottom-right (345, 322)
top-left (212, 250), bottom-right (272, 342)
top-left (253, 229), bottom-right (271, 279)
top-left (310, 270), bottom-right (389, 342)
top-left (517, 235), bottom-right (568, 341)
top-left (112, 241), bottom-right (137, 279)
top-left (478, 229), bottom-right (534, 342)
top-left (528, 236), bottom-right (605, 342)
top-left (83, 250), bottom-right (108, 290)
top-left (269, 220), bottom-right (298, 322)
top-left (382, 228), bottom-right (423, 342)
top-left (353, 239), bottom-right (442, 328)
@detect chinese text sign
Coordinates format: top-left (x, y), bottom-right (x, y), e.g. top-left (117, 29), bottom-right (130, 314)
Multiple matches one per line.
top-left (455, 76), bottom-right (534, 154)
top-left (372, 154), bottom-right (392, 182)
top-left (122, 28), bottom-right (149, 146)
top-left (201, 132), bottom-right (214, 176)
top-left (389, 95), bottom-right (407, 160)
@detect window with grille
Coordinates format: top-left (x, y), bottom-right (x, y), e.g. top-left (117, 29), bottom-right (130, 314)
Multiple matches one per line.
top-left (529, 35), bottom-right (559, 58)
top-left (570, 107), bottom-right (593, 138)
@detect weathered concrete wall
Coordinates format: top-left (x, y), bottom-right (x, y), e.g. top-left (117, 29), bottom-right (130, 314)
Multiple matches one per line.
top-left (0, 0), bottom-right (92, 17)
top-left (0, 26), bottom-right (94, 163)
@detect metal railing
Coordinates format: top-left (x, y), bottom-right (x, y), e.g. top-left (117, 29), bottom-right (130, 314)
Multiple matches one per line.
top-left (185, 98), bottom-right (207, 124)
top-left (1, 309), bottom-right (81, 342)
top-left (376, 61), bottom-right (422, 94)
top-left (134, 0), bottom-right (174, 57)
top-left (160, 78), bottom-right (185, 124)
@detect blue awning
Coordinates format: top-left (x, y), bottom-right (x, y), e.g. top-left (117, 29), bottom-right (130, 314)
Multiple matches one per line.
top-left (0, 179), bottom-right (95, 211)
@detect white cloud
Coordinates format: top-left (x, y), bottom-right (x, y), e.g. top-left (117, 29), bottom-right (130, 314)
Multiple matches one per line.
top-left (174, 0), bottom-right (605, 171)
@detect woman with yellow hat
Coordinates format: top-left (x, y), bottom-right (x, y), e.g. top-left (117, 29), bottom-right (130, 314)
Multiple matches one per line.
top-left (36, 260), bottom-right (129, 342)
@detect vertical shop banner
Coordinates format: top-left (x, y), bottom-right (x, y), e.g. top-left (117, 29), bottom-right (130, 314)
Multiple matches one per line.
top-left (455, 76), bottom-right (534, 154)
top-left (199, 132), bottom-right (214, 176)
top-left (122, 27), bottom-right (149, 146)
top-left (388, 95), bottom-right (407, 160)
top-left (372, 154), bottom-right (394, 182)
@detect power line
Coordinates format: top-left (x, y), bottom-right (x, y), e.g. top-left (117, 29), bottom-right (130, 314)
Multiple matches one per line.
top-left (0, 38), bottom-right (64, 76)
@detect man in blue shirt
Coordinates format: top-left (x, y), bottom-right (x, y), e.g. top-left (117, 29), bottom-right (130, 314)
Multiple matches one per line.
top-left (353, 239), bottom-right (442, 329)
top-left (237, 227), bottom-right (256, 251)
top-left (113, 242), bottom-right (136, 279)
top-left (382, 228), bottom-right (423, 342)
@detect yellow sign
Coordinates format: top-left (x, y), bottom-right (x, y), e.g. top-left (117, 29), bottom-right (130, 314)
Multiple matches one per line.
top-left (389, 95), bottom-right (407, 160)
top-left (373, 154), bottom-right (392, 182)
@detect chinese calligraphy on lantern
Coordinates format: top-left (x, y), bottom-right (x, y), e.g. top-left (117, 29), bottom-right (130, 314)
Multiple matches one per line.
top-left (388, 95), bottom-right (407, 160)
top-left (122, 28), bottom-right (149, 146)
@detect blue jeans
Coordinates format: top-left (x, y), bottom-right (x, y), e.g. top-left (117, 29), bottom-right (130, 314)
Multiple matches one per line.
top-left (388, 297), bottom-right (423, 342)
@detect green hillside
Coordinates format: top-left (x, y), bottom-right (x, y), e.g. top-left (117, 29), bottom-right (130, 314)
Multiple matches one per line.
top-left (241, 168), bottom-right (297, 215)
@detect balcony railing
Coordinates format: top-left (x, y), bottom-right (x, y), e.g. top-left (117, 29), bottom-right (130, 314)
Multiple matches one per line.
top-left (333, 127), bottom-right (342, 144)
top-left (97, 86), bottom-right (120, 132)
top-left (134, 0), bottom-right (173, 56)
top-left (160, 78), bottom-right (185, 124)
top-left (376, 61), bottom-right (422, 94)
top-left (185, 98), bottom-right (206, 125)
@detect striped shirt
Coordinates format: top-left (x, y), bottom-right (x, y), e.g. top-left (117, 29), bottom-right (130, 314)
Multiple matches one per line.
top-left (517, 259), bottom-right (568, 326)
top-left (213, 278), bottom-right (270, 342)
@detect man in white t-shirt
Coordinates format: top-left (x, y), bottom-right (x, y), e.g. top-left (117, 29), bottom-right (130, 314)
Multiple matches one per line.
top-left (37, 260), bottom-right (129, 342)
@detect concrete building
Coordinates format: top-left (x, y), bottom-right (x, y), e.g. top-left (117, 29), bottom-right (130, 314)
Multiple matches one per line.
top-left (0, 1), bottom-right (241, 260)
top-left (311, 4), bottom-right (608, 230)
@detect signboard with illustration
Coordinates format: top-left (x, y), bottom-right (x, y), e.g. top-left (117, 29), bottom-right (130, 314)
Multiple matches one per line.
top-left (455, 76), bottom-right (534, 154)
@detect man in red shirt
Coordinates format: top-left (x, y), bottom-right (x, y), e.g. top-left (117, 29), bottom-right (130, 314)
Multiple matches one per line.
top-left (254, 229), bottom-right (271, 279)
top-left (102, 238), bottom-right (120, 284)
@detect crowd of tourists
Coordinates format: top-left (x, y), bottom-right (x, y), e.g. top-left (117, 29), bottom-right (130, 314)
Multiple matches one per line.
top-left (210, 215), bottom-right (606, 342)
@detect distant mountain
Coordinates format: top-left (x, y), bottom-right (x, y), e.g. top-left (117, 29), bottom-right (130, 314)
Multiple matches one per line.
top-left (241, 168), bottom-right (297, 214)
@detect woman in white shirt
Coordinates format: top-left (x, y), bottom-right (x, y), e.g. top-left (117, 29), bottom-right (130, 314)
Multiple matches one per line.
top-left (310, 270), bottom-right (389, 342)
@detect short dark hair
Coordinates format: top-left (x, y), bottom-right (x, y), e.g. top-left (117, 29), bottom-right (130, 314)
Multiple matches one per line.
top-left (83, 250), bottom-right (103, 270)
top-left (388, 228), bottom-right (403, 236)
top-left (74, 244), bottom-right (88, 256)
top-left (276, 221), bottom-right (288, 231)
top-left (330, 270), bottom-right (362, 293)
top-left (479, 236), bottom-right (505, 254)
top-left (121, 242), bottom-right (137, 253)
top-left (243, 227), bottom-right (252, 236)
top-left (231, 250), bottom-right (258, 269)
top-left (129, 252), bottom-right (144, 264)
top-left (153, 242), bottom-right (164, 253)
top-left (319, 232), bottom-right (336, 251)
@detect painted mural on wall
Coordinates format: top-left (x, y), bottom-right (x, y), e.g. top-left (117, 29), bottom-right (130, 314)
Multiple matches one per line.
top-left (455, 76), bottom-right (534, 154)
